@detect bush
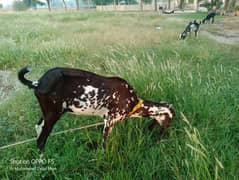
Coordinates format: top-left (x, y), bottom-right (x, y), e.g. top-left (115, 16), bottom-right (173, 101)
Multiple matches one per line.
top-left (199, 1), bottom-right (222, 11)
top-left (13, 0), bottom-right (28, 11)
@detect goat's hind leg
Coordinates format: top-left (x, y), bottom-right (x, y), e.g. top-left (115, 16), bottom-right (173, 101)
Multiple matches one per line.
top-left (35, 117), bottom-right (44, 139)
top-left (36, 113), bottom-right (61, 151)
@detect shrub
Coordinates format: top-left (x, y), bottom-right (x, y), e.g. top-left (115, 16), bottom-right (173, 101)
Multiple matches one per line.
top-left (13, 0), bottom-right (28, 11)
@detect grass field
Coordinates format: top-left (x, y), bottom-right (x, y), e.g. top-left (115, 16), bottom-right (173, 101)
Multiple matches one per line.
top-left (0, 11), bottom-right (238, 179)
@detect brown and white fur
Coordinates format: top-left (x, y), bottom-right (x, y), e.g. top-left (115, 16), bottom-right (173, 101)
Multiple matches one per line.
top-left (18, 67), bottom-right (175, 151)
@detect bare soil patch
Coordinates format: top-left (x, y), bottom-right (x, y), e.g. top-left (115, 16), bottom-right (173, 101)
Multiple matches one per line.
top-left (0, 70), bottom-right (20, 103)
top-left (202, 16), bottom-right (239, 45)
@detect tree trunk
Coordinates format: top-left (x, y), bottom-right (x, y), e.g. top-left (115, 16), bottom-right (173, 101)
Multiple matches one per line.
top-left (194, 0), bottom-right (198, 11)
top-left (224, 0), bottom-right (230, 14)
top-left (46, 0), bottom-right (51, 11)
top-left (140, 0), bottom-right (144, 11)
top-left (154, 0), bottom-right (157, 11)
top-left (87, 0), bottom-right (90, 9)
top-left (62, 0), bottom-right (67, 10)
top-left (76, 0), bottom-right (80, 10)
top-left (180, 0), bottom-right (184, 10)
top-left (168, 0), bottom-right (171, 9)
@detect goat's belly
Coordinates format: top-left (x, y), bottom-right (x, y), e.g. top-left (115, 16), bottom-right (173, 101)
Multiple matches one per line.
top-left (69, 104), bottom-right (109, 117)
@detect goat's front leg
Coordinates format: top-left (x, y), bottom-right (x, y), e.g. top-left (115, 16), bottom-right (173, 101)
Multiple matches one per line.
top-left (211, 17), bottom-right (214, 24)
top-left (159, 116), bottom-right (172, 138)
top-left (148, 119), bottom-right (158, 131)
top-left (195, 30), bottom-right (198, 37)
top-left (102, 120), bottom-right (114, 149)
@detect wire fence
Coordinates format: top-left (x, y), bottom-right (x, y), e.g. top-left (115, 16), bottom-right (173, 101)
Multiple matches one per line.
top-left (0, 122), bottom-right (104, 151)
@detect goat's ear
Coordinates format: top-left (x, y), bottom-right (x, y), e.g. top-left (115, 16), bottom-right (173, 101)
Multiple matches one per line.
top-left (169, 104), bottom-right (175, 117)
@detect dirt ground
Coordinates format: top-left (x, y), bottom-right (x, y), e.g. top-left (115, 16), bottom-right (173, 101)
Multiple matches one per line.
top-left (0, 70), bottom-right (20, 104)
top-left (202, 16), bottom-right (239, 45)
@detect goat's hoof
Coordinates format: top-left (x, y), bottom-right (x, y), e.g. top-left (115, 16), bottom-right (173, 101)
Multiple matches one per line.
top-left (37, 142), bottom-right (45, 152)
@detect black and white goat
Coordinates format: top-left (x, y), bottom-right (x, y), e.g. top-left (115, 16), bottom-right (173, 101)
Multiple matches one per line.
top-left (18, 67), bottom-right (175, 151)
top-left (179, 20), bottom-right (201, 40)
top-left (202, 12), bottom-right (216, 24)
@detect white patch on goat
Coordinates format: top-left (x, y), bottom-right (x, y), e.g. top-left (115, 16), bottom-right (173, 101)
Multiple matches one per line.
top-left (112, 92), bottom-right (116, 99)
top-left (83, 85), bottom-right (99, 95)
top-left (69, 86), bottom-right (109, 117)
top-left (69, 104), bottom-right (109, 117)
top-left (62, 101), bottom-right (67, 109)
top-left (111, 112), bottom-right (125, 124)
top-left (158, 107), bottom-right (173, 119)
top-left (32, 81), bottom-right (39, 87)
top-left (80, 94), bottom-right (86, 99)
top-left (105, 96), bottom-right (110, 100)
top-left (149, 106), bottom-right (173, 125)
top-left (148, 106), bottom-right (159, 114)
top-left (130, 112), bottom-right (141, 118)
top-left (35, 120), bottom-right (44, 139)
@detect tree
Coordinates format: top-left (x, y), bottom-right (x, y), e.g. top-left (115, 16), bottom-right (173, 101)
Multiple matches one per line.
top-left (179, 0), bottom-right (185, 10)
top-left (46, 0), bottom-right (51, 11)
top-left (140, 0), bottom-right (144, 11)
top-left (62, 0), bottom-right (67, 10)
top-left (23, 0), bottom-right (45, 9)
top-left (194, 0), bottom-right (198, 11)
top-left (224, 0), bottom-right (230, 13)
top-left (75, 0), bottom-right (80, 10)
top-left (13, 0), bottom-right (28, 11)
top-left (154, 0), bottom-right (157, 11)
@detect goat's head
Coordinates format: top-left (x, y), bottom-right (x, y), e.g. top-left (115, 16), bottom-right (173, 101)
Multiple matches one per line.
top-left (179, 31), bottom-right (187, 40)
top-left (148, 103), bottom-right (175, 125)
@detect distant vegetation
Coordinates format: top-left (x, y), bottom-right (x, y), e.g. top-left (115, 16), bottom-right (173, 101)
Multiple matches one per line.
top-left (8, 0), bottom-right (239, 13)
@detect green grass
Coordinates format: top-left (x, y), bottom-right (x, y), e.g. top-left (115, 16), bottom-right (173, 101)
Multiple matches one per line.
top-left (0, 11), bottom-right (239, 179)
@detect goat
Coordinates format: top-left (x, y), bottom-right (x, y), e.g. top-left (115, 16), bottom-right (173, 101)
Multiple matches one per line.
top-left (179, 20), bottom-right (201, 40)
top-left (18, 67), bottom-right (175, 151)
top-left (202, 12), bottom-right (216, 24)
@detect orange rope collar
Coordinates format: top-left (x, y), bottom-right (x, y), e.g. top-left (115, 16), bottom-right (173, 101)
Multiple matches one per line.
top-left (128, 99), bottom-right (143, 116)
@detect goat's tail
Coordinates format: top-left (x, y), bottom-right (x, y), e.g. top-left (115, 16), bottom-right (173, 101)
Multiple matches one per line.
top-left (18, 67), bottom-right (38, 89)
